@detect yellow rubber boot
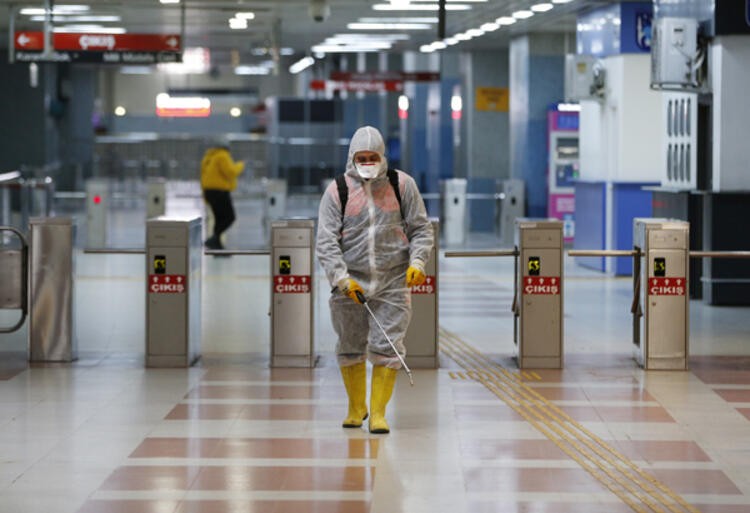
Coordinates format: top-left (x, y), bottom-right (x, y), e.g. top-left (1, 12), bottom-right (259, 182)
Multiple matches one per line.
top-left (369, 366), bottom-right (397, 434)
top-left (340, 362), bottom-right (368, 428)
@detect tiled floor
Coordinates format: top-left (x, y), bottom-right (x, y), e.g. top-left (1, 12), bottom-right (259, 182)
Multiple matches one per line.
top-left (2, 201), bottom-right (750, 513)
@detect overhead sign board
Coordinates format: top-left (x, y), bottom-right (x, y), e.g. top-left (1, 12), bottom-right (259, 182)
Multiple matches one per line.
top-left (13, 31), bottom-right (181, 63)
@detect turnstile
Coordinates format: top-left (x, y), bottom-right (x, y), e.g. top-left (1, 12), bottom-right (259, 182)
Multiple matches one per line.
top-left (29, 217), bottom-right (77, 362)
top-left (404, 219), bottom-right (439, 368)
top-left (86, 179), bottom-right (108, 248)
top-left (441, 178), bottom-right (467, 247)
top-left (514, 219), bottom-right (563, 369)
top-left (147, 178), bottom-right (167, 219)
top-left (145, 216), bottom-right (202, 367)
top-left (633, 218), bottom-right (689, 370)
top-left (270, 219), bottom-right (315, 367)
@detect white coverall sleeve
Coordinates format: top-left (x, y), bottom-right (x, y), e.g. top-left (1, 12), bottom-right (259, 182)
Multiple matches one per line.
top-left (400, 175), bottom-right (434, 268)
top-left (316, 184), bottom-right (349, 288)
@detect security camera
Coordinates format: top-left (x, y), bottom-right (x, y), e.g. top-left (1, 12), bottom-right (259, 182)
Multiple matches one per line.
top-left (309, 0), bottom-right (330, 22)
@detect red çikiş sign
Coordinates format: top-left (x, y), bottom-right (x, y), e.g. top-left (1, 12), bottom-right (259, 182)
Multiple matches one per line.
top-left (648, 277), bottom-right (686, 296)
top-left (523, 276), bottom-right (561, 295)
top-left (274, 275), bottom-right (311, 294)
top-left (149, 274), bottom-right (186, 294)
top-left (411, 276), bottom-right (436, 294)
top-left (14, 32), bottom-right (181, 52)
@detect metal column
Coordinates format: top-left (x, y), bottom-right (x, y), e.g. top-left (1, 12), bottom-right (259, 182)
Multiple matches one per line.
top-left (270, 219), bottom-right (315, 367)
top-left (633, 218), bottom-right (689, 370)
top-left (515, 219), bottom-right (563, 369)
top-left (28, 217), bottom-right (76, 362)
top-left (146, 216), bottom-right (202, 367)
top-left (404, 219), bottom-right (439, 368)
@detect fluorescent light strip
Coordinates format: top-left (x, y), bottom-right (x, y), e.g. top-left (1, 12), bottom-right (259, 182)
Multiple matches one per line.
top-left (496, 16), bottom-right (516, 25)
top-left (358, 17), bottom-right (438, 22)
top-left (373, 4), bottom-right (472, 11)
top-left (531, 3), bottom-right (554, 12)
top-left (53, 25), bottom-right (127, 33)
top-left (326, 34), bottom-right (409, 41)
top-left (348, 22), bottom-right (431, 29)
top-left (235, 65), bottom-right (270, 75)
top-left (30, 15), bottom-right (122, 22)
top-left (312, 44), bottom-right (392, 53)
top-left (20, 5), bottom-right (90, 15)
top-left (513, 10), bottom-right (534, 19)
top-left (289, 56), bottom-right (315, 73)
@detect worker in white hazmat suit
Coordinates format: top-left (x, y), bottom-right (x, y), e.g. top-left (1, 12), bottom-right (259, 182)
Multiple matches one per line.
top-left (316, 126), bottom-right (434, 433)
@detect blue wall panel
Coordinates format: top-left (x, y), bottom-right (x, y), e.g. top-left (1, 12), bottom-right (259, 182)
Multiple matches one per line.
top-left (574, 181), bottom-right (606, 271)
top-left (612, 182), bottom-right (656, 275)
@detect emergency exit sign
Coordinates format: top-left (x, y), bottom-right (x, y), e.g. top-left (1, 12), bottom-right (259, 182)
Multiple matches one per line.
top-left (274, 275), bottom-right (311, 294)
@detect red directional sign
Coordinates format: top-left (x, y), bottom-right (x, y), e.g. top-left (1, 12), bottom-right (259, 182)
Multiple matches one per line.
top-left (14, 32), bottom-right (181, 52)
top-left (523, 276), bottom-right (561, 295)
top-left (648, 277), bottom-right (686, 296)
top-left (411, 275), bottom-right (436, 295)
top-left (149, 274), bottom-right (186, 294)
top-left (274, 275), bottom-right (311, 294)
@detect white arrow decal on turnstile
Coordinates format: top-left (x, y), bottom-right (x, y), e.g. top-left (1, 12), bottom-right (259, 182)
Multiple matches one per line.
top-left (665, 279), bottom-right (670, 285)
top-left (177, 276), bottom-right (183, 283)
top-left (652, 278), bottom-right (658, 286)
top-left (677, 279), bottom-right (682, 285)
top-left (551, 278), bottom-right (557, 284)
top-left (166, 36), bottom-right (178, 48)
top-left (301, 276), bottom-right (307, 283)
top-left (540, 278), bottom-right (545, 284)
top-left (290, 276), bottom-right (295, 283)
top-left (17, 33), bottom-right (31, 47)
top-left (277, 276), bottom-right (282, 283)
top-left (527, 277), bottom-right (532, 284)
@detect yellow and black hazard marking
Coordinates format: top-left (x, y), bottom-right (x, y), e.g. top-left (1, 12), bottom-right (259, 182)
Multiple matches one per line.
top-left (153, 255), bottom-right (166, 274)
top-left (439, 327), bottom-right (702, 513)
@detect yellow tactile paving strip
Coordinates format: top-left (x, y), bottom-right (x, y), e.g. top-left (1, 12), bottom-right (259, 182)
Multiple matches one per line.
top-left (439, 327), bottom-right (702, 513)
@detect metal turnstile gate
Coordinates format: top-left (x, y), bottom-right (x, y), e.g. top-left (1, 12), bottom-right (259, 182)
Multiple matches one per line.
top-left (146, 216), bottom-right (202, 367)
top-left (29, 217), bottom-right (77, 362)
top-left (0, 226), bottom-right (28, 334)
top-left (270, 219), bottom-right (315, 367)
top-left (514, 219), bottom-right (564, 369)
top-left (633, 218), bottom-right (689, 370)
top-left (441, 178), bottom-right (467, 247)
top-left (404, 219), bottom-right (439, 368)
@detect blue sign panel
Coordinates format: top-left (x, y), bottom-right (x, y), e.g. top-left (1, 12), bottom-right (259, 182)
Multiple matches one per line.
top-left (620, 2), bottom-right (653, 54)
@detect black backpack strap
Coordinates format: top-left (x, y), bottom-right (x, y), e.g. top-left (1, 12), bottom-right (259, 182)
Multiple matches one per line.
top-left (335, 174), bottom-right (348, 228)
top-left (387, 168), bottom-right (404, 220)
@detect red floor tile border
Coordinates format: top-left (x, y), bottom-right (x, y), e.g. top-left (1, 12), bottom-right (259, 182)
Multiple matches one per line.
top-left (99, 465), bottom-right (376, 492)
top-left (130, 437), bottom-right (379, 459)
top-left (77, 500), bottom-right (181, 513)
top-left (467, 501), bottom-right (635, 513)
top-left (175, 500), bottom-right (371, 513)
top-left (648, 468), bottom-right (742, 495)
top-left (714, 389), bottom-right (750, 403)
top-left (737, 408), bottom-right (750, 421)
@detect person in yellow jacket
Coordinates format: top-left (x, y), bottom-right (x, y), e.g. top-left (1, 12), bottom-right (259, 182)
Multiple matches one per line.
top-left (200, 136), bottom-right (245, 249)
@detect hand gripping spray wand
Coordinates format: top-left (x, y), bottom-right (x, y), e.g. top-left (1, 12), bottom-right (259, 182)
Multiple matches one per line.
top-left (355, 291), bottom-right (414, 386)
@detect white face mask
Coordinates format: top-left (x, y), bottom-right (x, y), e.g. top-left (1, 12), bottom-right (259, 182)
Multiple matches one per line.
top-left (355, 162), bottom-right (381, 179)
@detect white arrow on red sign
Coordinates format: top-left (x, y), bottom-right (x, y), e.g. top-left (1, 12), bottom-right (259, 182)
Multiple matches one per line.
top-left (17, 33), bottom-right (31, 47)
top-left (166, 36), bottom-right (178, 48)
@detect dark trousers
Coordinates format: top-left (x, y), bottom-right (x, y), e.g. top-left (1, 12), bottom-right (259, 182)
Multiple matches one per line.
top-left (203, 189), bottom-right (236, 242)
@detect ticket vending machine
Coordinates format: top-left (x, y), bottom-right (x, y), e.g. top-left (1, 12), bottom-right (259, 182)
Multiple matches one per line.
top-left (514, 219), bottom-right (564, 369)
top-left (547, 107), bottom-right (579, 244)
top-left (633, 218), bottom-right (689, 370)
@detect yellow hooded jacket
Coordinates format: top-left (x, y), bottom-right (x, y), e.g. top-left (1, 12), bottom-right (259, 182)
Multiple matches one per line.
top-left (200, 147), bottom-right (245, 191)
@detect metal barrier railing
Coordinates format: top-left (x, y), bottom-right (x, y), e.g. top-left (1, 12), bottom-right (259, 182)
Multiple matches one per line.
top-left (0, 226), bottom-right (29, 334)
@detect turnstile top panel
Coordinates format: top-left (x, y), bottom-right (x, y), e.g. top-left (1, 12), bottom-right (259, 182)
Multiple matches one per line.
top-left (633, 218), bottom-right (689, 231)
top-left (515, 218), bottom-right (563, 230)
top-left (29, 216), bottom-right (73, 226)
top-left (147, 215), bottom-right (201, 227)
top-left (271, 219), bottom-right (315, 230)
